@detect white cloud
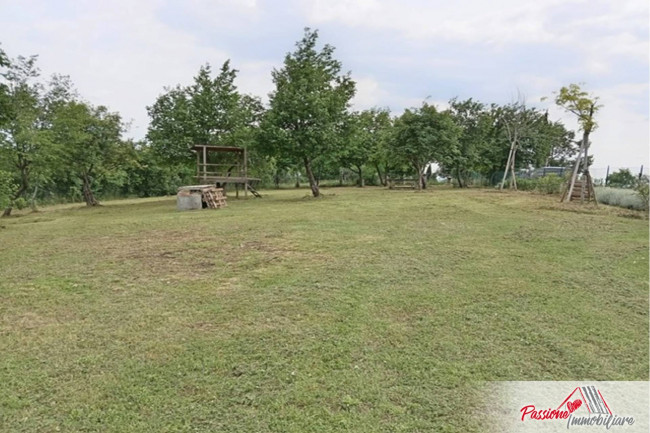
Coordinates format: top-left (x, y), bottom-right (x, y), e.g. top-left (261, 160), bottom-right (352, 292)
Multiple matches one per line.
top-left (0, 0), bottom-right (646, 166)
top-left (0, 0), bottom-right (252, 139)
top-left (351, 76), bottom-right (391, 110)
top-left (542, 82), bottom-right (649, 168)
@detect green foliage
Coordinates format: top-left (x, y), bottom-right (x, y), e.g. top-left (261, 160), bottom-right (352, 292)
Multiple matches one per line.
top-left (0, 169), bottom-right (16, 208)
top-left (49, 100), bottom-right (125, 205)
top-left (12, 196), bottom-right (27, 209)
top-left (0, 54), bottom-right (53, 214)
top-left (391, 103), bottom-right (461, 189)
top-left (552, 83), bottom-right (601, 134)
top-left (260, 28), bottom-right (356, 197)
top-left (516, 174), bottom-right (564, 195)
top-left (535, 174), bottom-right (564, 194)
top-left (595, 187), bottom-right (646, 210)
top-left (446, 98), bottom-right (495, 186)
top-left (607, 168), bottom-right (636, 188)
top-left (147, 61), bottom-right (262, 165)
top-left (634, 176), bottom-right (649, 211)
top-left (0, 45), bottom-right (11, 127)
top-left (339, 108), bottom-right (392, 186)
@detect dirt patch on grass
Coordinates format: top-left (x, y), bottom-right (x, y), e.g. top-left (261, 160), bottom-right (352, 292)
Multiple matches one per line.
top-left (83, 230), bottom-right (302, 282)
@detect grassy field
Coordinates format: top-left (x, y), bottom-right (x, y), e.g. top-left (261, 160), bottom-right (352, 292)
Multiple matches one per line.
top-left (1, 187), bottom-right (648, 432)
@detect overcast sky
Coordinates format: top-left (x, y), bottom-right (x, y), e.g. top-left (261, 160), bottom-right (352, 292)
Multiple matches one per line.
top-left (1, 0), bottom-right (648, 169)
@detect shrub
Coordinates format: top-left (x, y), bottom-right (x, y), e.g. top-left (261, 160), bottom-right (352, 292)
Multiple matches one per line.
top-left (595, 187), bottom-right (645, 210)
top-left (634, 176), bottom-right (649, 211)
top-left (536, 174), bottom-right (564, 194)
top-left (607, 168), bottom-right (636, 188)
top-left (0, 170), bottom-right (16, 210)
top-left (514, 174), bottom-right (564, 194)
top-left (516, 178), bottom-right (535, 191)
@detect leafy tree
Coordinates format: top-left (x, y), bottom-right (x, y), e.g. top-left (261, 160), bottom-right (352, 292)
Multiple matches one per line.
top-left (634, 175), bottom-right (649, 211)
top-left (0, 169), bottom-right (15, 209)
top-left (0, 45), bottom-right (11, 127)
top-left (536, 118), bottom-right (577, 167)
top-left (147, 61), bottom-right (262, 166)
top-left (147, 85), bottom-right (193, 163)
top-left (0, 55), bottom-right (50, 216)
top-left (607, 168), bottom-right (637, 188)
top-left (50, 101), bottom-right (124, 206)
top-left (365, 109), bottom-right (395, 186)
top-left (391, 103), bottom-right (460, 190)
top-left (339, 109), bottom-right (388, 187)
top-left (260, 28), bottom-right (355, 197)
top-left (446, 98), bottom-right (494, 187)
top-left (548, 84), bottom-right (601, 202)
top-left (497, 101), bottom-right (539, 190)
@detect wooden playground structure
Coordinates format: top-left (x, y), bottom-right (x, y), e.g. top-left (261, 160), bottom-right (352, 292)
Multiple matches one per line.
top-left (192, 145), bottom-right (261, 198)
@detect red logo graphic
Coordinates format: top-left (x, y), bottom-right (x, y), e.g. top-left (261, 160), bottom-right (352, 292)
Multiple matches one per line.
top-left (519, 385), bottom-right (635, 429)
top-left (556, 386), bottom-right (611, 416)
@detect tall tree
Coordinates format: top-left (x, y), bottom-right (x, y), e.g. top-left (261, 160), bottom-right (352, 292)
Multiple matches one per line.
top-left (365, 109), bottom-right (394, 187)
top-left (497, 100), bottom-right (539, 190)
top-left (261, 28), bottom-right (355, 197)
top-left (548, 84), bottom-right (601, 202)
top-left (147, 61), bottom-right (261, 165)
top-left (446, 98), bottom-right (494, 187)
top-left (340, 109), bottom-right (391, 187)
top-left (391, 103), bottom-right (460, 190)
top-left (50, 101), bottom-right (124, 206)
top-left (0, 55), bottom-right (49, 216)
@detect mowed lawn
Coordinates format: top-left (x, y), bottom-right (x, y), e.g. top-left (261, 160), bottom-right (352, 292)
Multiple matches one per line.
top-left (1, 187), bottom-right (647, 432)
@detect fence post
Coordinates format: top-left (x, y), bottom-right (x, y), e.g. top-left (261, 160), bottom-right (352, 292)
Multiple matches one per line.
top-left (605, 165), bottom-right (610, 186)
top-left (639, 165), bottom-right (644, 180)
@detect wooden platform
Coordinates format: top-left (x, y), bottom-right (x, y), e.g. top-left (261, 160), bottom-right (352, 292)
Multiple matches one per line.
top-left (196, 176), bottom-right (260, 184)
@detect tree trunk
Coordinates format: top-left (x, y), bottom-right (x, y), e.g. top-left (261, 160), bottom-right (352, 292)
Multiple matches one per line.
top-left (303, 157), bottom-right (320, 197)
top-left (82, 172), bottom-right (99, 206)
top-left (456, 167), bottom-right (464, 188)
top-left (375, 164), bottom-right (385, 186)
top-left (357, 166), bottom-right (364, 187)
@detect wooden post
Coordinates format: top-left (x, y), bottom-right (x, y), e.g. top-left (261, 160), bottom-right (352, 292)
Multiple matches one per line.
top-left (500, 141), bottom-right (515, 190)
top-left (244, 147), bottom-right (248, 198)
top-left (605, 165), bottom-right (610, 186)
top-left (510, 148), bottom-right (518, 190)
top-left (639, 165), bottom-right (644, 180)
top-left (202, 146), bottom-right (207, 180)
top-left (196, 151), bottom-right (200, 179)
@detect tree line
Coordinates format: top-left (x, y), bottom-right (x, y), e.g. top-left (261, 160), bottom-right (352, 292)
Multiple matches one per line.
top-left (1, 28), bottom-right (583, 212)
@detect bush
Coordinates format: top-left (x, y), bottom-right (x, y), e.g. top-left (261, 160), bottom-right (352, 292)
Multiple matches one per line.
top-left (595, 187), bottom-right (645, 210)
top-left (514, 174), bottom-right (564, 194)
top-left (536, 174), bottom-right (564, 194)
top-left (634, 176), bottom-right (649, 211)
top-left (516, 178), bottom-right (536, 191)
top-left (0, 170), bottom-right (16, 209)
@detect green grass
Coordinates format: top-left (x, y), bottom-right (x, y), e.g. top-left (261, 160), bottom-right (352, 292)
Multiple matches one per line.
top-left (1, 187), bottom-right (647, 432)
